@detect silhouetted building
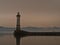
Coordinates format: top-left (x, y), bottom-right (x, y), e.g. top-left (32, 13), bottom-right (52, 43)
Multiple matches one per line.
top-left (14, 12), bottom-right (21, 45)
top-left (16, 12), bottom-right (21, 32)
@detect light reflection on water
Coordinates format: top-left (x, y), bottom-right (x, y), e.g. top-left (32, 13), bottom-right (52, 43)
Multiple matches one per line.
top-left (0, 33), bottom-right (60, 45)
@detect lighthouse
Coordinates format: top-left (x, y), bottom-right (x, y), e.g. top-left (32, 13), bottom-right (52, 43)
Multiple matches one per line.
top-left (16, 12), bottom-right (21, 32)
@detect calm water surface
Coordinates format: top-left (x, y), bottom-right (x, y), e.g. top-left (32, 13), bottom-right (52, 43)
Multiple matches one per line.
top-left (0, 33), bottom-right (60, 45)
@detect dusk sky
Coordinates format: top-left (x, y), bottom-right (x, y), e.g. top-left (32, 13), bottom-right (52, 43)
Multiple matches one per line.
top-left (0, 0), bottom-right (60, 27)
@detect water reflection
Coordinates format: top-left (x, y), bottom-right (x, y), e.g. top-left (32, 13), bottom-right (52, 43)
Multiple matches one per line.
top-left (14, 34), bottom-right (60, 45)
top-left (15, 36), bottom-right (20, 45)
top-left (0, 33), bottom-right (60, 45)
top-left (14, 34), bottom-right (28, 45)
top-left (14, 32), bottom-right (60, 45)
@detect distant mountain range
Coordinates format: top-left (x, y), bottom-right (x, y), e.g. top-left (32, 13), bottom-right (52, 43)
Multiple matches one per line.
top-left (0, 26), bottom-right (15, 31)
top-left (22, 27), bottom-right (60, 32)
top-left (0, 26), bottom-right (60, 32)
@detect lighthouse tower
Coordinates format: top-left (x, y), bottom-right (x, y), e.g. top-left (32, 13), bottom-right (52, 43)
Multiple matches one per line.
top-left (16, 12), bottom-right (20, 32)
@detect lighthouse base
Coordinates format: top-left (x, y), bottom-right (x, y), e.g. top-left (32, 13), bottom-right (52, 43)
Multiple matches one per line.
top-left (14, 30), bottom-right (29, 37)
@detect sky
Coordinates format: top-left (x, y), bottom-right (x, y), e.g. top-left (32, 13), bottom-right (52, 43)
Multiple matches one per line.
top-left (0, 0), bottom-right (60, 27)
